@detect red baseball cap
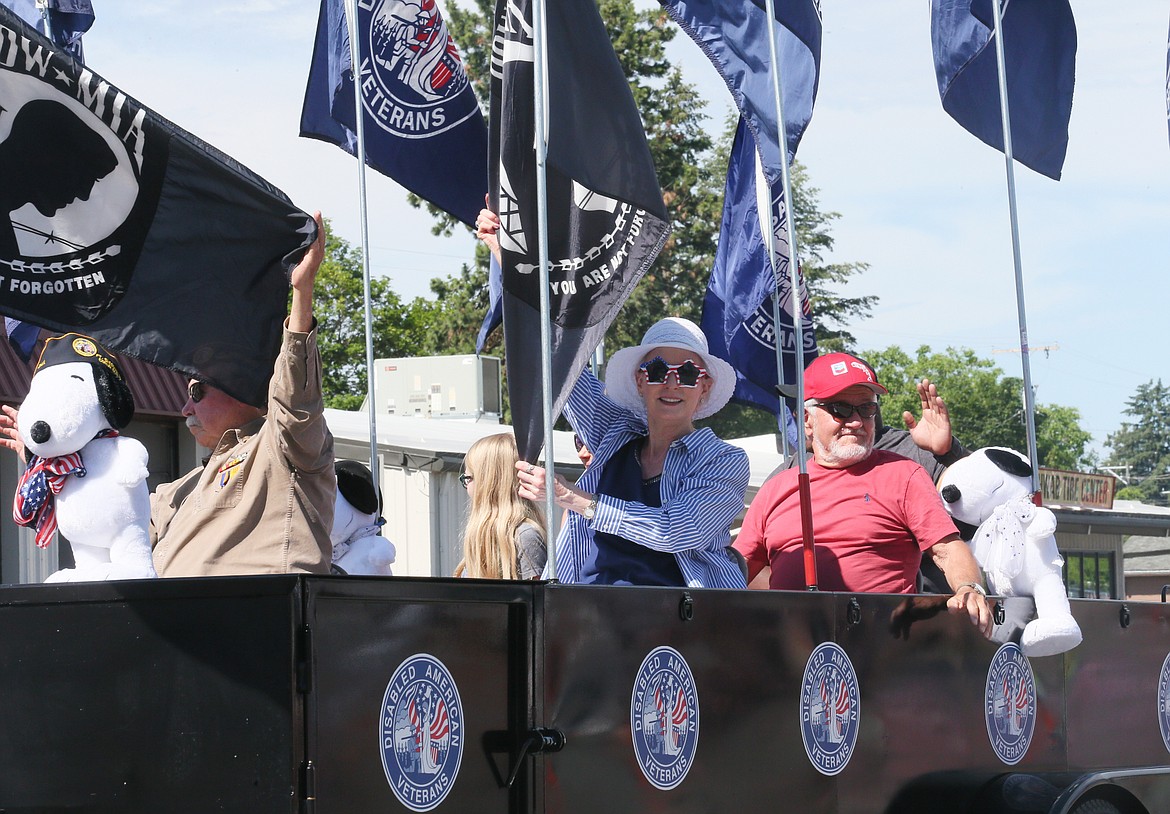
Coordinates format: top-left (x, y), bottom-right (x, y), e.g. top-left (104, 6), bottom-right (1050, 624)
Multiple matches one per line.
top-left (800, 353), bottom-right (887, 400)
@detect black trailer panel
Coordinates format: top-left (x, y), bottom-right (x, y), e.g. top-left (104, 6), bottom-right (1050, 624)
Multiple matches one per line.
top-left (0, 577), bottom-right (302, 812)
top-left (539, 585), bottom-right (837, 813)
top-left (1065, 599), bottom-right (1170, 769)
top-left (303, 577), bottom-right (533, 814)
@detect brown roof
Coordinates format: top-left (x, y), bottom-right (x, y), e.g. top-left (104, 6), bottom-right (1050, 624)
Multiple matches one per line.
top-left (0, 333), bottom-right (187, 417)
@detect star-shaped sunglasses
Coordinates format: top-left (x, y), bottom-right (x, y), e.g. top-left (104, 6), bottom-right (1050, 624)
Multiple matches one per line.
top-left (638, 357), bottom-right (709, 388)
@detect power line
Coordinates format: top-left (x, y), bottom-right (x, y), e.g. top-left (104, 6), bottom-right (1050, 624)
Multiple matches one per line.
top-left (991, 342), bottom-right (1060, 358)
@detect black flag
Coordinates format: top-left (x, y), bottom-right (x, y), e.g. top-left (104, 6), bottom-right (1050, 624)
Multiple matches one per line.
top-left (0, 8), bottom-right (315, 406)
top-left (491, 0), bottom-right (670, 461)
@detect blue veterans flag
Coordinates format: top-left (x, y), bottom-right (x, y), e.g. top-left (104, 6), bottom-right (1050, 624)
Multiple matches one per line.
top-left (931, 0), bottom-right (1077, 180)
top-left (0, 0), bottom-right (93, 58)
top-left (700, 120), bottom-right (812, 442)
top-left (667, 0), bottom-right (821, 432)
top-left (300, 0), bottom-right (488, 227)
top-left (4, 317), bottom-right (38, 362)
top-left (0, 6), bottom-right (316, 406)
top-left (492, 0), bottom-right (670, 460)
top-left (476, 253), bottom-right (502, 354)
top-left (658, 0), bottom-right (821, 184)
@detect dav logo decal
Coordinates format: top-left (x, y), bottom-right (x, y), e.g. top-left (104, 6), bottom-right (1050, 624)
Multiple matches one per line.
top-left (630, 646), bottom-right (699, 791)
top-left (1158, 652), bottom-right (1170, 753)
top-left (356, 0), bottom-right (480, 139)
top-left (800, 642), bottom-right (860, 775)
top-left (984, 643), bottom-right (1036, 765)
top-left (380, 653), bottom-right (464, 812)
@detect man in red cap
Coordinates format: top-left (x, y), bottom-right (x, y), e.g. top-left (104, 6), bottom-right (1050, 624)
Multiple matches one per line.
top-left (734, 353), bottom-right (992, 636)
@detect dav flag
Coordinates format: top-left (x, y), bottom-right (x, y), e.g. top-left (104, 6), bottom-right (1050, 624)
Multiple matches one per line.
top-left (659, 0), bottom-right (821, 183)
top-left (0, 0), bottom-right (93, 59)
top-left (700, 120), bottom-right (813, 433)
top-left (492, 0), bottom-right (670, 460)
top-left (300, 0), bottom-right (488, 227)
top-left (931, 0), bottom-right (1077, 180)
top-left (4, 316), bottom-right (37, 361)
top-left (476, 253), bottom-right (502, 353)
top-left (0, 8), bottom-right (316, 406)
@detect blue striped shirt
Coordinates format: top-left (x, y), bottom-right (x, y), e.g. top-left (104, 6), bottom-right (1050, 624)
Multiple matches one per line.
top-left (549, 370), bottom-right (750, 590)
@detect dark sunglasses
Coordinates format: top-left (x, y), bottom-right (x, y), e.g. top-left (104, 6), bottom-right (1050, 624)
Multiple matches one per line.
top-left (458, 473), bottom-right (474, 489)
top-left (639, 357), bottom-right (709, 388)
top-left (813, 400), bottom-right (879, 422)
top-left (573, 434), bottom-right (585, 453)
top-left (187, 380), bottom-right (206, 404)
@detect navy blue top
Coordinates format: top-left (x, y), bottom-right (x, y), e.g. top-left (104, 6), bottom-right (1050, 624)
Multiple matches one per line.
top-left (580, 439), bottom-right (685, 586)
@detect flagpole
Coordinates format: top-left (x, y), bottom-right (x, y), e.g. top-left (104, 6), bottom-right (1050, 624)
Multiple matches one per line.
top-left (531, 0), bottom-right (559, 573)
top-left (34, 1), bottom-right (54, 43)
top-left (990, 0), bottom-right (1042, 495)
top-left (763, 0), bottom-right (816, 589)
top-left (342, 0), bottom-right (382, 494)
top-left (756, 157), bottom-right (791, 464)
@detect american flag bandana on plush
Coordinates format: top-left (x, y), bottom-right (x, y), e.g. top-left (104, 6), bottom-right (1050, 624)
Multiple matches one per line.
top-left (13, 453), bottom-right (87, 547)
top-left (12, 430), bottom-right (118, 548)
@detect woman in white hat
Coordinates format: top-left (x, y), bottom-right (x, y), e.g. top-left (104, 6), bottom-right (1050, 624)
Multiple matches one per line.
top-left (514, 317), bottom-right (750, 589)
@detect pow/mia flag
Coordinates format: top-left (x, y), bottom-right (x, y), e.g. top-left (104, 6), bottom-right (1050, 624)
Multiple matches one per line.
top-left (0, 7), bottom-right (315, 406)
top-left (300, 0), bottom-right (488, 228)
top-left (491, 0), bottom-right (670, 461)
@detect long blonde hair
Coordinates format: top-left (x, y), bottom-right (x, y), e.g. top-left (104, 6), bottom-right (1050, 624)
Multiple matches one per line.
top-left (454, 433), bottom-right (546, 579)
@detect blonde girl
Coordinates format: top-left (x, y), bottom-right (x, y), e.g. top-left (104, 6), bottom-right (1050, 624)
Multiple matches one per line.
top-left (455, 433), bottom-right (547, 579)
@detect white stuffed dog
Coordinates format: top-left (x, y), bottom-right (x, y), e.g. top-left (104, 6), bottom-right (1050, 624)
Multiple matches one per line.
top-left (938, 447), bottom-right (1081, 657)
top-left (330, 460), bottom-right (395, 576)
top-left (13, 334), bottom-right (156, 582)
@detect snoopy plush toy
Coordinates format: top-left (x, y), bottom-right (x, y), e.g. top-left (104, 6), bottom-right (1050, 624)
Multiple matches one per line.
top-left (13, 333), bottom-right (156, 582)
top-left (330, 459), bottom-right (395, 576)
top-left (937, 447), bottom-right (1081, 657)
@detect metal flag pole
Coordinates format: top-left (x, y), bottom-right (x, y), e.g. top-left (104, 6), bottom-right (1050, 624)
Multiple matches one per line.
top-left (342, 0), bottom-right (381, 491)
top-left (34, 1), bottom-right (54, 43)
top-left (755, 155), bottom-right (792, 464)
top-left (990, 0), bottom-right (1042, 495)
top-left (763, 0), bottom-right (816, 589)
top-left (531, 0), bottom-right (559, 574)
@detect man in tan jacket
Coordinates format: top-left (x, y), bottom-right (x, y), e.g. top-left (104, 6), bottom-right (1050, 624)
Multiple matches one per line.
top-left (150, 212), bottom-right (335, 577)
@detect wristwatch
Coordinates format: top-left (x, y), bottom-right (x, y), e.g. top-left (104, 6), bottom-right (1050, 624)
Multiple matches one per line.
top-left (957, 581), bottom-right (987, 598)
top-left (583, 497), bottom-right (598, 520)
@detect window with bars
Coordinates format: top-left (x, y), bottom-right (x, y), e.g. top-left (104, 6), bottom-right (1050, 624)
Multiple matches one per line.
top-left (1063, 551), bottom-right (1116, 599)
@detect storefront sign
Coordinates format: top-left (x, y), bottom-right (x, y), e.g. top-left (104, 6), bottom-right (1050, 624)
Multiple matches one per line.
top-left (1038, 468), bottom-right (1115, 509)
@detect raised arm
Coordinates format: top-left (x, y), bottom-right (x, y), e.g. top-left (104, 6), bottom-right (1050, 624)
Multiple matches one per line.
top-left (288, 211), bottom-right (325, 334)
top-left (902, 378), bottom-right (954, 457)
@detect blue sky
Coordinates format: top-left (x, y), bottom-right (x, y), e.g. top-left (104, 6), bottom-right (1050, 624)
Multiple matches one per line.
top-left (79, 1), bottom-right (1168, 459)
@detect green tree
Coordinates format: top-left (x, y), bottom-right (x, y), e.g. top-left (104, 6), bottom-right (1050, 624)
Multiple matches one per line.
top-left (865, 345), bottom-right (1092, 470)
top-left (312, 221), bottom-right (435, 409)
top-left (1106, 379), bottom-right (1170, 506)
top-left (791, 161), bottom-right (876, 354)
top-left (421, 262), bottom-right (495, 356)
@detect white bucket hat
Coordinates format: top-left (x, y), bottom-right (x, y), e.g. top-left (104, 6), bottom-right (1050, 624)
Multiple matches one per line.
top-left (604, 317), bottom-right (736, 421)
